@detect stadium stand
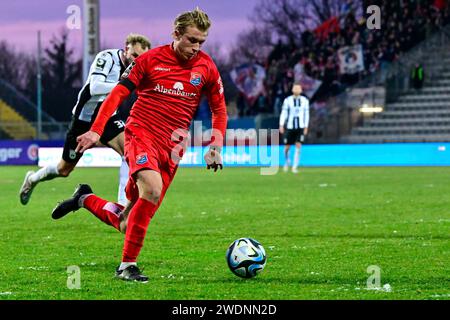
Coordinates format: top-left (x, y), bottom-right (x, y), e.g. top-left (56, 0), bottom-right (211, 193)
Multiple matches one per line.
top-left (0, 99), bottom-right (37, 139)
top-left (242, 1), bottom-right (450, 143)
top-left (0, 78), bottom-right (61, 140)
top-left (341, 24), bottom-right (450, 143)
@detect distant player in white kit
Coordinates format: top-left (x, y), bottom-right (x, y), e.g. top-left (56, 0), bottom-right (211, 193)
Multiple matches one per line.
top-left (279, 83), bottom-right (309, 173)
top-left (19, 34), bottom-right (151, 206)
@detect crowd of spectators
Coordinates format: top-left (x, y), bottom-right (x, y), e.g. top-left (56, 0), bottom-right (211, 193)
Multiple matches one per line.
top-left (235, 0), bottom-right (450, 118)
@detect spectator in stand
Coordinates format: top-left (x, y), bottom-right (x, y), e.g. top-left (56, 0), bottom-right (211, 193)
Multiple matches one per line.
top-left (250, 0), bottom-right (448, 119)
top-left (411, 63), bottom-right (425, 90)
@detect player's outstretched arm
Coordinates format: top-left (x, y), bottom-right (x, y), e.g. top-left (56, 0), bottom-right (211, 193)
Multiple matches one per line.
top-left (206, 101), bottom-right (227, 172)
top-left (205, 75), bottom-right (227, 172)
top-left (75, 84), bottom-right (131, 153)
top-left (75, 131), bottom-right (101, 153)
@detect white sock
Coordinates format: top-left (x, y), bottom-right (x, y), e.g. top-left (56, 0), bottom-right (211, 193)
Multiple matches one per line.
top-left (29, 164), bottom-right (60, 184)
top-left (117, 158), bottom-right (129, 206)
top-left (285, 153), bottom-right (291, 167)
top-left (293, 148), bottom-right (301, 170)
top-left (119, 262), bottom-right (137, 271)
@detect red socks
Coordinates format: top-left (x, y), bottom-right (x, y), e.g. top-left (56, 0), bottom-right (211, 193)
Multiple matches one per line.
top-left (83, 195), bottom-right (124, 231)
top-left (83, 194), bottom-right (161, 263)
top-left (122, 198), bottom-right (157, 262)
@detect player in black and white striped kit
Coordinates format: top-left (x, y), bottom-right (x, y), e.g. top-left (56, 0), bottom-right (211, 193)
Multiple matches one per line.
top-left (279, 83), bottom-right (309, 173)
top-left (19, 34), bottom-right (151, 207)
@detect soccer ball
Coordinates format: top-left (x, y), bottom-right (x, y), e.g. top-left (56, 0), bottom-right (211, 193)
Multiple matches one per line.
top-left (226, 238), bottom-right (267, 278)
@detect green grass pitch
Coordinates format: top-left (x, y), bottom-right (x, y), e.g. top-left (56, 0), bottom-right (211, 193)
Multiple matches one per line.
top-left (0, 166), bottom-right (449, 300)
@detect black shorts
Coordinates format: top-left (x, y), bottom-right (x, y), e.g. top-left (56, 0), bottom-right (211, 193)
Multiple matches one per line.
top-left (62, 113), bottom-right (125, 163)
top-left (283, 128), bottom-right (305, 145)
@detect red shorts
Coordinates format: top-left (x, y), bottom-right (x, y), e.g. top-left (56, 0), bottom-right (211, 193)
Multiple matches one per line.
top-left (124, 123), bottom-right (179, 203)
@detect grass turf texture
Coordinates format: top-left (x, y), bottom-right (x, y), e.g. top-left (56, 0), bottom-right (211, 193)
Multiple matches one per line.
top-left (0, 166), bottom-right (448, 300)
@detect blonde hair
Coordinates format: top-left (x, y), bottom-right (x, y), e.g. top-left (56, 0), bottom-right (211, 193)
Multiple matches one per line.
top-left (125, 33), bottom-right (151, 49)
top-left (174, 7), bottom-right (211, 35)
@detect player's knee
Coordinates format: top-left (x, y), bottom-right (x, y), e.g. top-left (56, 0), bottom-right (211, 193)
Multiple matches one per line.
top-left (140, 186), bottom-right (162, 204)
top-left (119, 220), bottom-right (127, 234)
top-left (58, 167), bottom-right (73, 177)
top-left (118, 143), bottom-right (125, 156)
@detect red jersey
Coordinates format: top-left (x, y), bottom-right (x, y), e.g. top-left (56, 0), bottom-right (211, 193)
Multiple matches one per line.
top-left (91, 44), bottom-right (227, 149)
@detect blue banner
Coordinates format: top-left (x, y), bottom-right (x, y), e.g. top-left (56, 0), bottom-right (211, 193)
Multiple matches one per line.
top-left (2, 141), bottom-right (449, 167)
top-left (179, 143), bottom-right (450, 167)
top-left (0, 140), bottom-right (63, 165)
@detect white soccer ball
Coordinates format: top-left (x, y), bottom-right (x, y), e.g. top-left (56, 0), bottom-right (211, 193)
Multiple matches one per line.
top-left (226, 238), bottom-right (267, 278)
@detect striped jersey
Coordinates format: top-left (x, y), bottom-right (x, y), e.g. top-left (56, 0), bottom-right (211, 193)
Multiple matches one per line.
top-left (279, 95), bottom-right (310, 129)
top-left (72, 49), bottom-right (126, 122)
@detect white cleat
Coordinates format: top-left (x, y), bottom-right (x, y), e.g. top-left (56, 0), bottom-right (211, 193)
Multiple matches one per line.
top-left (292, 167), bottom-right (299, 174)
top-left (19, 171), bottom-right (36, 205)
top-left (283, 164), bottom-right (289, 173)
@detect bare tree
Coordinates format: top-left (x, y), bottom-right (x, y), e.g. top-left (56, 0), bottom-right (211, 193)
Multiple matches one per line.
top-left (229, 0), bottom-right (362, 63)
top-left (251, 0), bottom-right (311, 47)
top-left (228, 25), bottom-right (275, 65)
top-left (43, 30), bottom-right (82, 90)
top-left (42, 30), bottom-right (82, 120)
top-left (203, 42), bottom-right (229, 68)
top-left (0, 41), bottom-right (35, 94)
top-left (202, 42), bottom-right (238, 102)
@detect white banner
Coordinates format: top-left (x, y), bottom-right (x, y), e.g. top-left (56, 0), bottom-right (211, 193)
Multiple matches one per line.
top-left (229, 63), bottom-right (266, 106)
top-left (39, 148), bottom-right (121, 167)
top-left (37, 147), bottom-right (278, 167)
top-left (38, 148), bottom-right (210, 167)
top-left (338, 44), bottom-right (365, 74)
top-left (296, 72), bottom-right (322, 99)
top-left (83, 0), bottom-right (100, 82)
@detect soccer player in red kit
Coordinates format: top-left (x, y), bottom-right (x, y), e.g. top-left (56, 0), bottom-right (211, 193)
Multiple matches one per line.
top-left (51, 8), bottom-right (227, 282)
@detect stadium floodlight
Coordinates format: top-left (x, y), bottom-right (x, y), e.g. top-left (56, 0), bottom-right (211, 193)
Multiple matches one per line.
top-left (359, 104), bottom-right (383, 113)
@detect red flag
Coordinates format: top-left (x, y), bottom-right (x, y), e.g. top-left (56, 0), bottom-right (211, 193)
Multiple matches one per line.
top-left (434, 0), bottom-right (447, 10)
top-left (314, 17), bottom-right (340, 40)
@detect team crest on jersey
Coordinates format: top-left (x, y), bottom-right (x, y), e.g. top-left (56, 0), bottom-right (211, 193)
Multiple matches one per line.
top-left (190, 72), bottom-right (202, 86)
top-left (136, 153), bottom-right (148, 165)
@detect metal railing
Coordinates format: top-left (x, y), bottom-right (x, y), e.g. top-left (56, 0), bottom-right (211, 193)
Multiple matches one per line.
top-left (0, 78), bottom-right (58, 131)
top-left (383, 23), bottom-right (450, 103)
top-left (0, 122), bottom-right (69, 140)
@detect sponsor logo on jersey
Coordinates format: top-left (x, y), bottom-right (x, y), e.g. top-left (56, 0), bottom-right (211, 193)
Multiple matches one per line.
top-left (96, 58), bottom-right (107, 70)
top-left (154, 83), bottom-right (197, 98)
top-left (155, 66), bottom-right (171, 72)
top-left (190, 72), bottom-right (202, 86)
top-left (136, 153), bottom-right (148, 165)
top-left (173, 82), bottom-right (184, 90)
